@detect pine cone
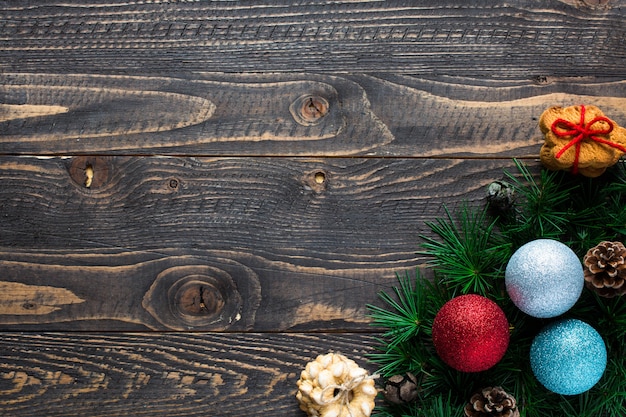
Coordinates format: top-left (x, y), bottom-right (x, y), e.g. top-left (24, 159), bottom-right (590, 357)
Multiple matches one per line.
top-left (486, 181), bottom-right (515, 212)
top-left (583, 241), bottom-right (626, 298)
top-left (464, 387), bottom-right (520, 417)
top-left (382, 373), bottom-right (418, 404)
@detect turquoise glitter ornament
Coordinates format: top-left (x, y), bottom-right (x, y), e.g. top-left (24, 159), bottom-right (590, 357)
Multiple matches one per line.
top-left (505, 239), bottom-right (584, 318)
top-left (530, 319), bottom-right (607, 395)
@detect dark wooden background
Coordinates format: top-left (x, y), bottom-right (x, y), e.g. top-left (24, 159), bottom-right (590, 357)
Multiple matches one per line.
top-left (1, 1), bottom-right (625, 415)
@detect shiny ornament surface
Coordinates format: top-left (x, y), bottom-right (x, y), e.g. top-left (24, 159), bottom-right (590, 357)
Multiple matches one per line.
top-left (530, 319), bottom-right (606, 395)
top-left (432, 294), bottom-right (509, 372)
top-left (505, 239), bottom-right (584, 318)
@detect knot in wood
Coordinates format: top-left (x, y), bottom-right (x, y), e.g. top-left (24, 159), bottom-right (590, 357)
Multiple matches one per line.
top-left (68, 156), bottom-right (111, 190)
top-left (174, 280), bottom-right (225, 316)
top-left (290, 95), bottom-right (329, 126)
top-left (143, 263), bottom-right (248, 331)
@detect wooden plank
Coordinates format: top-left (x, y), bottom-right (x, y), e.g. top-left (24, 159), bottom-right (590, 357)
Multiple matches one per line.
top-left (0, 0), bottom-right (624, 415)
top-left (351, 74), bottom-right (626, 157)
top-left (0, 332), bottom-right (378, 416)
top-left (3, 73), bottom-right (626, 156)
top-left (0, 156), bottom-right (519, 331)
top-left (0, 73), bottom-right (392, 156)
top-left (0, 0), bottom-right (625, 77)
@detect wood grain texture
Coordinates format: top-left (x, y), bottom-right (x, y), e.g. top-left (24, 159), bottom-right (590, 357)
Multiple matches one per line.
top-left (1, 73), bottom-right (392, 155)
top-left (351, 74), bottom-right (626, 157)
top-left (1, 0), bottom-right (625, 77)
top-left (2, 0), bottom-right (626, 414)
top-left (0, 156), bottom-right (520, 331)
top-left (3, 73), bottom-right (626, 156)
top-left (0, 332), bottom-right (377, 416)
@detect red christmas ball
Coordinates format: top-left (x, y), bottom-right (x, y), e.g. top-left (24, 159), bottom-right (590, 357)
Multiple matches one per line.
top-left (432, 294), bottom-right (510, 372)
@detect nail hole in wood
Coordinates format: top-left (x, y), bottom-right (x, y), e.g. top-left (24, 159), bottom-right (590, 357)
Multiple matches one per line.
top-left (314, 171), bottom-right (326, 184)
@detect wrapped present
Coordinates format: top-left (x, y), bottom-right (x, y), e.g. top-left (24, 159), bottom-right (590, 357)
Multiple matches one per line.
top-left (539, 104), bottom-right (626, 177)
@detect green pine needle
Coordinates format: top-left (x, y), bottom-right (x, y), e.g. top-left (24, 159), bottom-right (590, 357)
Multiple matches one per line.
top-left (367, 270), bottom-right (449, 377)
top-left (367, 337), bottom-right (424, 377)
top-left (419, 203), bottom-right (511, 296)
top-left (500, 159), bottom-right (573, 245)
top-left (369, 158), bottom-right (626, 417)
top-left (367, 270), bottom-right (427, 348)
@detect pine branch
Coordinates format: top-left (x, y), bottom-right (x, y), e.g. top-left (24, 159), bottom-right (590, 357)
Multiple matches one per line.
top-left (367, 270), bottom-right (446, 377)
top-left (367, 270), bottom-right (428, 348)
top-left (367, 339), bottom-right (424, 378)
top-left (370, 159), bottom-right (626, 417)
top-left (499, 159), bottom-right (573, 246)
top-left (419, 203), bottom-right (511, 296)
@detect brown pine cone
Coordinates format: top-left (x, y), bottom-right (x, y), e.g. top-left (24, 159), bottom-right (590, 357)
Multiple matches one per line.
top-left (382, 373), bottom-right (418, 404)
top-left (583, 241), bottom-right (626, 298)
top-left (464, 387), bottom-right (520, 417)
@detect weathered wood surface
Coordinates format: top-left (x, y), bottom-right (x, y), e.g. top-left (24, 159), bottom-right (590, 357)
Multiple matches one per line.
top-left (1, 0), bottom-right (625, 77)
top-left (0, 156), bottom-right (517, 331)
top-left (4, 73), bottom-right (626, 156)
top-left (2, 0), bottom-right (626, 415)
top-left (0, 332), bottom-right (377, 416)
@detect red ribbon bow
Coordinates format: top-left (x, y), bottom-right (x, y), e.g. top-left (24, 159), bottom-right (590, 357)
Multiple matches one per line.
top-left (551, 105), bottom-right (625, 174)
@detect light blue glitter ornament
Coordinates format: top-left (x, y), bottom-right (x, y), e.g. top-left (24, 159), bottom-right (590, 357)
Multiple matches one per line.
top-left (530, 319), bottom-right (606, 395)
top-left (505, 239), bottom-right (584, 318)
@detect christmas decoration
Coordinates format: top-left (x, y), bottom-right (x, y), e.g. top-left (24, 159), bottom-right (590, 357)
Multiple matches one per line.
top-left (486, 181), bottom-right (515, 212)
top-left (539, 104), bottom-right (626, 177)
top-left (382, 373), bottom-right (418, 405)
top-left (530, 319), bottom-right (607, 395)
top-left (505, 239), bottom-right (584, 318)
top-left (583, 240), bottom-right (626, 298)
top-left (464, 386), bottom-right (520, 417)
top-left (296, 352), bottom-right (378, 417)
top-left (431, 294), bottom-right (509, 372)
top-left (368, 155), bottom-right (626, 416)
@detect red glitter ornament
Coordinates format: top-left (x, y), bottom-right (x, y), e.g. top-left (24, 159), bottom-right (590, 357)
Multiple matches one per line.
top-left (432, 294), bottom-right (510, 372)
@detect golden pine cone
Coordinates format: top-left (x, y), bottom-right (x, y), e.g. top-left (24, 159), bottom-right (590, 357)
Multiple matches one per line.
top-left (464, 387), bottom-right (520, 417)
top-left (296, 352), bottom-right (377, 417)
top-left (583, 241), bottom-right (626, 298)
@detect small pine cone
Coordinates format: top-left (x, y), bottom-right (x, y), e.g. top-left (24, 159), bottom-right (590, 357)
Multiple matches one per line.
top-left (464, 387), bottom-right (520, 417)
top-left (486, 181), bottom-right (515, 212)
top-left (583, 241), bottom-right (626, 298)
top-left (382, 373), bottom-right (418, 404)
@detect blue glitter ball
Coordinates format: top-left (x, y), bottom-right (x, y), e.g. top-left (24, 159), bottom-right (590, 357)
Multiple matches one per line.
top-left (505, 239), bottom-right (584, 318)
top-left (530, 319), bottom-right (607, 395)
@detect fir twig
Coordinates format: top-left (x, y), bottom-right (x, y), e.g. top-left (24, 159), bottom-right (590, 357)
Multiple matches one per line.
top-left (367, 270), bottom-right (427, 348)
top-left (499, 159), bottom-right (573, 246)
top-left (419, 203), bottom-right (511, 296)
top-left (369, 158), bottom-right (626, 417)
